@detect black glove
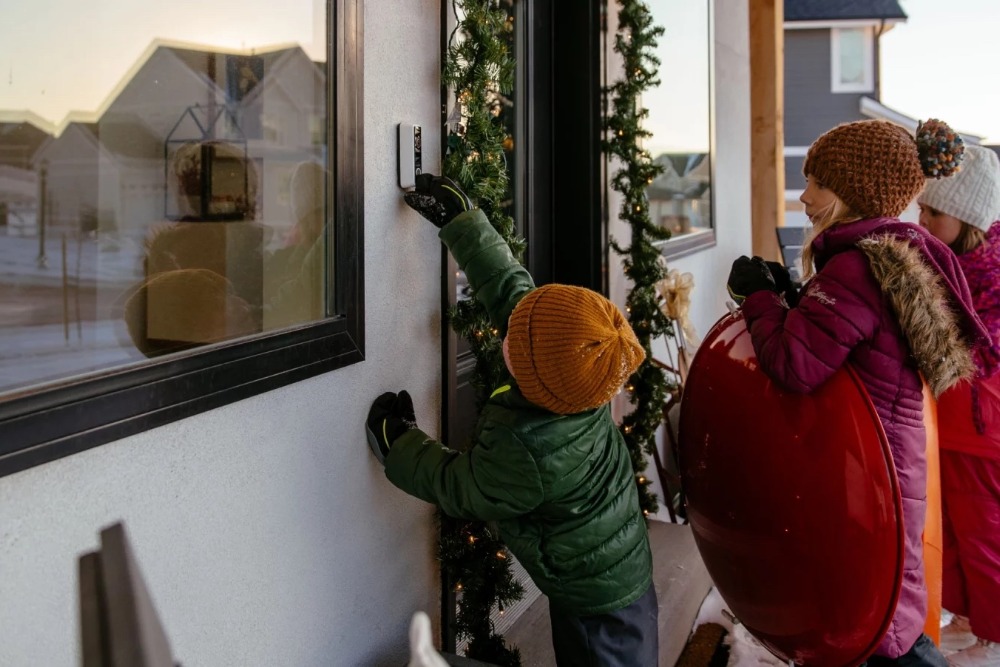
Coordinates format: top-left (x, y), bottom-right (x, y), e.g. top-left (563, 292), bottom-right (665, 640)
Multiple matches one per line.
top-left (365, 391), bottom-right (418, 464)
top-left (727, 255), bottom-right (777, 305)
top-left (764, 260), bottom-right (801, 307)
top-left (403, 173), bottom-right (473, 228)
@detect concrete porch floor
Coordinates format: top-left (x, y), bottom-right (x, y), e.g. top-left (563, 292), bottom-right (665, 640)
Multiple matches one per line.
top-left (504, 521), bottom-right (714, 666)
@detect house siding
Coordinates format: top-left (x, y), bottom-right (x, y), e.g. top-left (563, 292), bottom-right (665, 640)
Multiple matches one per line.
top-left (786, 156), bottom-right (807, 190)
top-left (784, 29), bottom-right (869, 143)
top-left (784, 28), bottom-right (869, 190)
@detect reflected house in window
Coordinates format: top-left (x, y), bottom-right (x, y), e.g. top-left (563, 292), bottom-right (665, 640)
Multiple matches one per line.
top-left (33, 119), bottom-right (161, 238)
top-left (0, 117), bottom-right (49, 236)
top-left (0, 38), bottom-right (333, 393)
top-left (641, 0), bottom-right (713, 256)
top-left (646, 152), bottom-right (711, 239)
top-left (30, 41), bottom-right (327, 246)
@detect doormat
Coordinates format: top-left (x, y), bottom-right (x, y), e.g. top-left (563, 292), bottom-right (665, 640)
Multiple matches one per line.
top-left (674, 622), bottom-right (729, 667)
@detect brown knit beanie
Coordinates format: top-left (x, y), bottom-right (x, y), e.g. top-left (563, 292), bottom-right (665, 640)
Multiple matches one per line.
top-left (803, 119), bottom-right (964, 218)
top-left (506, 284), bottom-right (645, 415)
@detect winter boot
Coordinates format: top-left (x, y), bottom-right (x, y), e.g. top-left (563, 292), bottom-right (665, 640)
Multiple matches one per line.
top-left (946, 639), bottom-right (1000, 667)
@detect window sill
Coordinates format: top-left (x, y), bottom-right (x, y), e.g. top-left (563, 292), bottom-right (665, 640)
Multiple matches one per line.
top-left (657, 229), bottom-right (717, 260)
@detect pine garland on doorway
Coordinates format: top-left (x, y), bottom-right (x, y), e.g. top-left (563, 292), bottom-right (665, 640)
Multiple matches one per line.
top-left (604, 0), bottom-right (674, 516)
top-left (439, 0), bottom-right (523, 664)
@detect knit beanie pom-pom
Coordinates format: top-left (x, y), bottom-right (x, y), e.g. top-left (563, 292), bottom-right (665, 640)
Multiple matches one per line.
top-left (916, 118), bottom-right (965, 179)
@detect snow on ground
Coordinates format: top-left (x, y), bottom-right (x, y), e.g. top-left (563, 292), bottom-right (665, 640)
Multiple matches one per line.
top-left (692, 587), bottom-right (789, 666)
top-left (693, 589), bottom-right (967, 665)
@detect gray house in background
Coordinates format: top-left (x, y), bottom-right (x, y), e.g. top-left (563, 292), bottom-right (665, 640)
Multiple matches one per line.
top-left (783, 0), bottom-right (907, 222)
top-left (783, 0), bottom-right (983, 225)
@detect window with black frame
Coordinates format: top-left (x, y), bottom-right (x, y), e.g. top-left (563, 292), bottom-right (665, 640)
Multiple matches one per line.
top-left (0, 0), bottom-right (363, 475)
top-left (644, 0), bottom-right (714, 258)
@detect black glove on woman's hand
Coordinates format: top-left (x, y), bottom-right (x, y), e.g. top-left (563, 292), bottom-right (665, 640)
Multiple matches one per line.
top-left (764, 260), bottom-right (801, 307)
top-left (365, 391), bottom-right (418, 464)
top-left (403, 174), bottom-right (473, 228)
top-left (727, 255), bottom-right (777, 305)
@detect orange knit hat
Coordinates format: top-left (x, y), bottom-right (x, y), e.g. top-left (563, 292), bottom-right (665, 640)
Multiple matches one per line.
top-left (803, 119), bottom-right (964, 218)
top-left (506, 284), bottom-right (645, 415)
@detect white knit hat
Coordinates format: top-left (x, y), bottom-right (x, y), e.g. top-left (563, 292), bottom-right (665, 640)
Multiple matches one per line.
top-left (918, 145), bottom-right (1000, 231)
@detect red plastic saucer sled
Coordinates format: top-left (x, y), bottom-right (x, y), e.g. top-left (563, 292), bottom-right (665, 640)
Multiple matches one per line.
top-left (678, 311), bottom-right (904, 667)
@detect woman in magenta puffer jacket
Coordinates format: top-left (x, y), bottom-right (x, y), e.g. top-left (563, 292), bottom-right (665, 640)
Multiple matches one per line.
top-left (727, 120), bottom-right (994, 667)
top-left (917, 144), bottom-right (1000, 667)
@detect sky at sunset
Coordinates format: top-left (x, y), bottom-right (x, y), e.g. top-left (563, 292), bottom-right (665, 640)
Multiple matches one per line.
top-left (881, 0), bottom-right (1000, 142)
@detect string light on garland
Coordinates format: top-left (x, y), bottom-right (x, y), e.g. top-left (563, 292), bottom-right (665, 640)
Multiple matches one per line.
top-left (439, 0), bottom-right (523, 665)
top-left (604, 0), bottom-right (674, 516)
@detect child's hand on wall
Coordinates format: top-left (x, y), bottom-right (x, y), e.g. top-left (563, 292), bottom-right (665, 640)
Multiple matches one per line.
top-left (365, 391), bottom-right (418, 464)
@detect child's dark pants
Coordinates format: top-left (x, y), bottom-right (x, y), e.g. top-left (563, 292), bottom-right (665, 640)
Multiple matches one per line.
top-left (548, 583), bottom-right (658, 666)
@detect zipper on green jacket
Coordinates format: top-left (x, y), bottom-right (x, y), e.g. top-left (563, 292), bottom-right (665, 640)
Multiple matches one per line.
top-left (490, 384), bottom-right (511, 399)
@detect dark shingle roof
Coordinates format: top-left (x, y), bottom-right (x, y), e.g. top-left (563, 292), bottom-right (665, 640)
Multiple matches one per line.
top-left (785, 0), bottom-right (907, 22)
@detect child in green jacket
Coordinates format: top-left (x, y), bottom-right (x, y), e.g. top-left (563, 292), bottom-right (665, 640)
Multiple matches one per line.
top-left (366, 174), bottom-right (657, 666)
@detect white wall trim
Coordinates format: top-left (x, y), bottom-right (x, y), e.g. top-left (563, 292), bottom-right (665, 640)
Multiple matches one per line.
top-left (784, 146), bottom-right (809, 157)
top-left (785, 189), bottom-right (804, 199)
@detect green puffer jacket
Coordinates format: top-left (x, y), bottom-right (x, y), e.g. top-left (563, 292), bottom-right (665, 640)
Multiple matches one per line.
top-left (385, 209), bottom-right (652, 615)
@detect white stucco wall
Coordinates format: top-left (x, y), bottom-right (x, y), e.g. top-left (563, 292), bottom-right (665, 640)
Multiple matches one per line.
top-left (0, 1), bottom-right (445, 665)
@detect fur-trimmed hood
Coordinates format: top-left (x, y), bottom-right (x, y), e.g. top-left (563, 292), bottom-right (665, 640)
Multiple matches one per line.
top-left (813, 218), bottom-right (992, 397)
top-left (858, 234), bottom-right (974, 396)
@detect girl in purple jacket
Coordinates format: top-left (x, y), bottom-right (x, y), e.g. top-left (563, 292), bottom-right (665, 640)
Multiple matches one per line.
top-left (917, 144), bottom-right (1000, 667)
top-left (727, 119), bottom-right (994, 667)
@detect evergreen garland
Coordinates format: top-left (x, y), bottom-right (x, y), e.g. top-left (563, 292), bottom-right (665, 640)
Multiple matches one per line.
top-left (604, 1), bottom-right (673, 516)
top-left (438, 1), bottom-right (523, 664)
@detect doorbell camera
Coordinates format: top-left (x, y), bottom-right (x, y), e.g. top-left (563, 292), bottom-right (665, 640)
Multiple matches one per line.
top-left (398, 123), bottom-right (422, 189)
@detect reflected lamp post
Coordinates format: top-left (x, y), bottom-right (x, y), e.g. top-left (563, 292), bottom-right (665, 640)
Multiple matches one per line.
top-left (37, 159), bottom-right (48, 268)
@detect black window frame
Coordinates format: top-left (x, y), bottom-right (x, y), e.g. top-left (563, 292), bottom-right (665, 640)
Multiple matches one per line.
top-left (0, 0), bottom-right (365, 479)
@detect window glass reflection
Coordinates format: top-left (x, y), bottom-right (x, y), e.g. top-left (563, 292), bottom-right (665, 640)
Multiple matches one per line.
top-left (0, 0), bottom-right (330, 397)
top-left (644, 0), bottom-right (712, 244)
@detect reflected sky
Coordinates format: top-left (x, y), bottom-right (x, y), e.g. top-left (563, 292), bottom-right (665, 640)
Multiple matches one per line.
top-left (643, 1), bottom-right (711, 155)
top-left (1, 0), bottom-right (325, 126)
top-left (881, 0), bottom-right (1000, 142)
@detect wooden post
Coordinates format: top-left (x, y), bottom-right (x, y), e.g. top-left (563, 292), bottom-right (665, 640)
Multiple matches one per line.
top-left (749, 0), bottom-right (784, 261)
